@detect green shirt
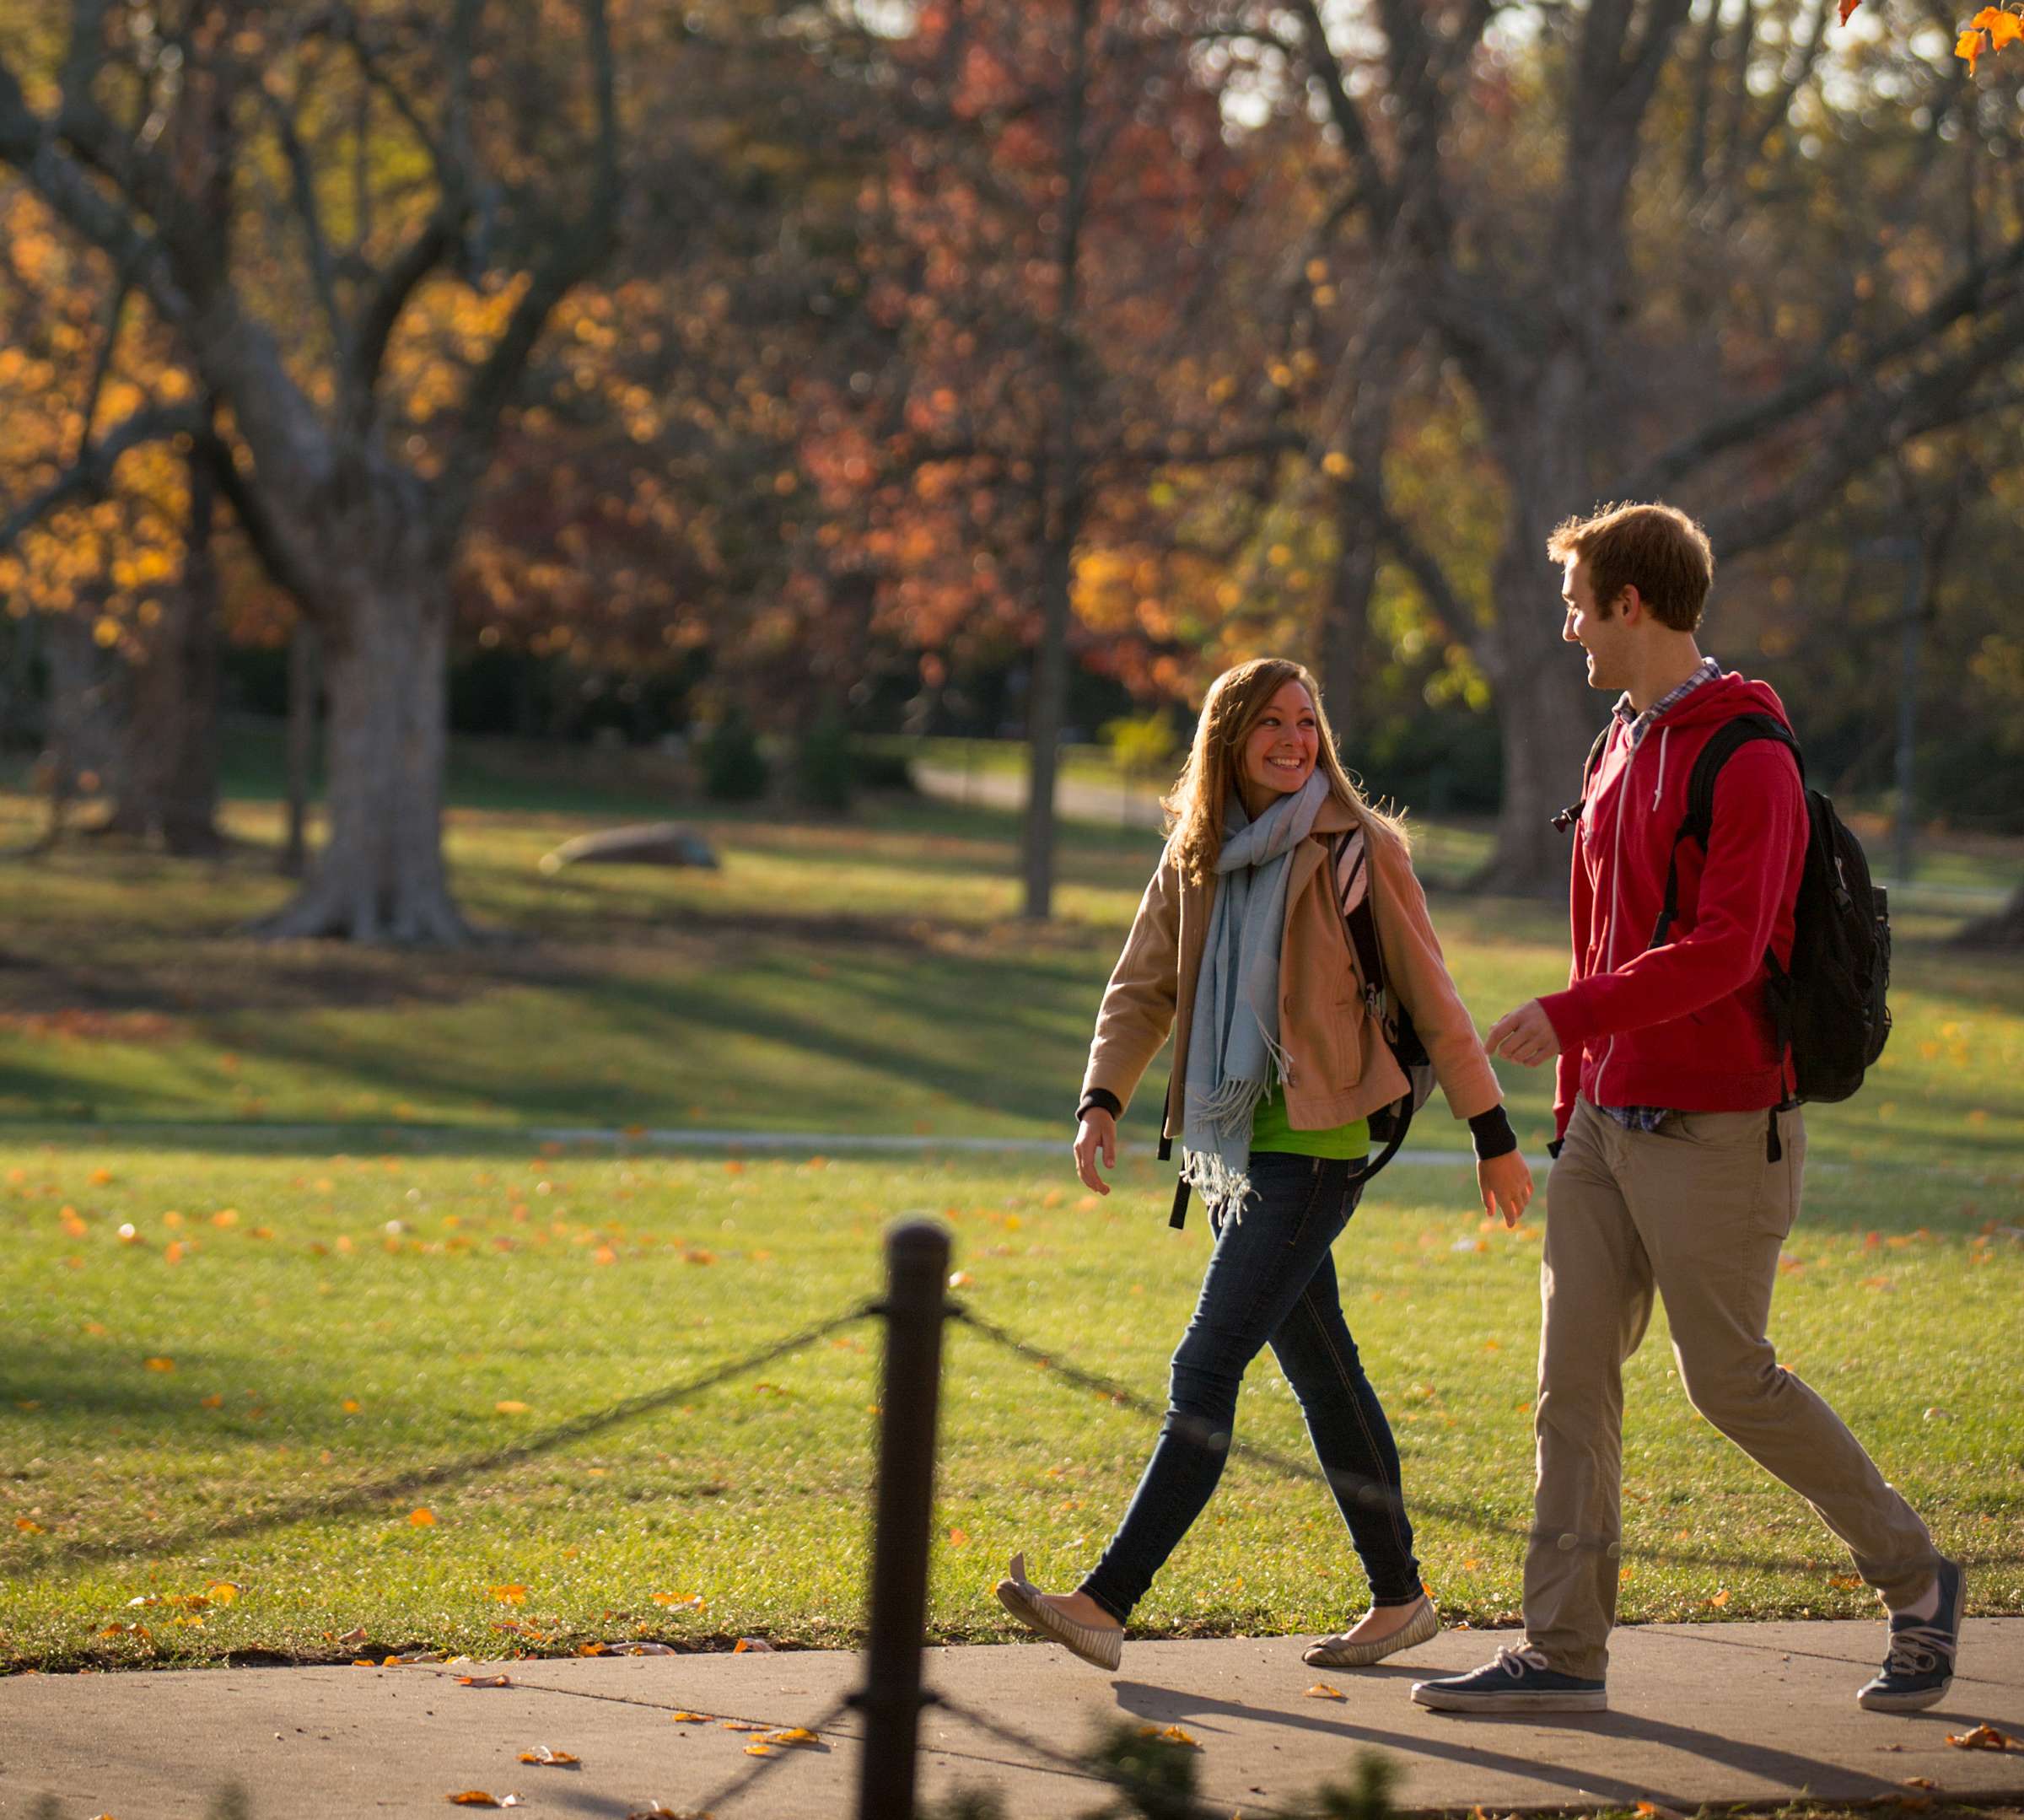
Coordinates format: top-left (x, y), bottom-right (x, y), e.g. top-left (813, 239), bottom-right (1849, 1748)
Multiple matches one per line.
top-left (1250, 1081), bottom-right (1370, 1160)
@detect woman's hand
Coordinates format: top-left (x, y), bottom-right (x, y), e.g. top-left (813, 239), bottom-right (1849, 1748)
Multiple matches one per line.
top-left (1074, 1108), bottom-right (1118, 1195)
top-left (1478, 1149), bottom-right (1534, 1228)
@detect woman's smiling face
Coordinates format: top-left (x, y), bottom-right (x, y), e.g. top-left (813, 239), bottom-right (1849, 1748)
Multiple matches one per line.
top-left (1239, 679), bottom-right (1320, 806)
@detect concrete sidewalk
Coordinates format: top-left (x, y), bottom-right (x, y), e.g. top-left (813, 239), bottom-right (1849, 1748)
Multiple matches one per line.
top-left (1, 1621), bottom-right (2019, 1818)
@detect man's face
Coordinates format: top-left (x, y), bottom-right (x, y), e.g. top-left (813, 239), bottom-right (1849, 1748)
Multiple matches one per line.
top-left (1562, 557), bottom-right (1630, 692)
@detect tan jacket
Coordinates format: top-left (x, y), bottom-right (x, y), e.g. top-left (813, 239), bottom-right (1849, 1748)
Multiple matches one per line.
top-left (1080, 794), bottom-right (1502, 1137)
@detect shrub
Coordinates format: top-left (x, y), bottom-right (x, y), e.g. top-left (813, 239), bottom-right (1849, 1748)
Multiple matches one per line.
top-left (795, 713), bottom-right (855, 812)
top-left (701, 708), bottom-right (769, 802)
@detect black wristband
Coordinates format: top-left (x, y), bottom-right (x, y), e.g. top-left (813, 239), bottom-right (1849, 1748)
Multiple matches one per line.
top-left (1547, 1137), bottom-right (1564, 1160)
top-left (1467, 1106), bottom-right (1518, 1161)
top-left (1077, 1087), bottom-right (1122, 1124)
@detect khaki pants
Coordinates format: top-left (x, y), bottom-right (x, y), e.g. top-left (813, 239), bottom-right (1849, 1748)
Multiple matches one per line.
top-left (1526, 1096), bottom-right (1940, 1679)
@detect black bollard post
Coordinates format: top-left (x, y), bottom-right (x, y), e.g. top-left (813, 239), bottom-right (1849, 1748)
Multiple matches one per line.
top-left (855, 1219), bottom-right (953, 1820)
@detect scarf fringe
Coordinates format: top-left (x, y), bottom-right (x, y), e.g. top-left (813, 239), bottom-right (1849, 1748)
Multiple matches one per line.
top-left (1179, 1146), bottom-right (1257, 1225)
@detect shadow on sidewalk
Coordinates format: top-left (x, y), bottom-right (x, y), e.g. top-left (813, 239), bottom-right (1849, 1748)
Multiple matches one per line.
top-left (1108, 1676), bottom-right (1904, 1807)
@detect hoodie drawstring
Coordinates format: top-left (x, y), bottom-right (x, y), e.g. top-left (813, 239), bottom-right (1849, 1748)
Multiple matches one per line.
top-left (1651, 727), bottom-right (1670, 811)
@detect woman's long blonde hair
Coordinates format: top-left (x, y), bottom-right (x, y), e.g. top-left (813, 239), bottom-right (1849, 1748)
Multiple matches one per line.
top-left (1162, 657), bottom-right (1404, 885)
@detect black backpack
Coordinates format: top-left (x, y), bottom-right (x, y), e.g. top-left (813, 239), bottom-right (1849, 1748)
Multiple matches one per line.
top-left (1558, 713), bottom-right (1891, 1104)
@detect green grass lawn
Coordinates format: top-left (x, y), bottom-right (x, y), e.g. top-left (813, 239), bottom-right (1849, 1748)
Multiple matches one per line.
top-left (0, 754), bottom-right (2020, 1671)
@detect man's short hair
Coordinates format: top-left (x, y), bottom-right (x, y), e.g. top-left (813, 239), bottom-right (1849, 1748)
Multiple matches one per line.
top-left (1547, 502), bottom-right (1714, 632)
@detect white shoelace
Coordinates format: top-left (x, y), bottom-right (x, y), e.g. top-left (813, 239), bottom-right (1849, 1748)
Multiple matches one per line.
top-left (1496, 1644), bottom-right (1552, 1677)
top-left (1883, 1623), bottom-right (1952, 1677)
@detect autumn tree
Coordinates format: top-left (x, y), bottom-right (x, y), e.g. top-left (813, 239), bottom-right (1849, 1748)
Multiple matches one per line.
top-left (0, 0), bottom-right (620, 940)
top-left (0, 176), bottom-right (237, 851)
top-left (810, 0), bottom-right (1273, 915)
top-left (1112, 0), bottom-right (2024, 892)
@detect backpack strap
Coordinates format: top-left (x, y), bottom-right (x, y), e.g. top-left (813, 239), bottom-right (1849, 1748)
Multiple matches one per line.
top-left (1329, 831), bottom-right (1423, 1183)
top-left (1333, 832), bottom-right (1384, 1018)
top-left (1553, 725), bottom-right (1614, 833)
top-left (1650, 713), bottom-right (1802, 946)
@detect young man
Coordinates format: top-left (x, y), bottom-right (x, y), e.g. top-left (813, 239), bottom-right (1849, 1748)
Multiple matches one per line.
top-left (1412, 502), bottom-right (1960, 1716)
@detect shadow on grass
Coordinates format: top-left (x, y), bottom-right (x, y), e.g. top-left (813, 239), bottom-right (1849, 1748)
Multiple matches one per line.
top-left (0, 1303), bottom-right (875, 1581)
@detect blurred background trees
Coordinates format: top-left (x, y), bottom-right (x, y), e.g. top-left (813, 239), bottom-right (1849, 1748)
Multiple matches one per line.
top-left (3, 0), bottom-right (2020, 937)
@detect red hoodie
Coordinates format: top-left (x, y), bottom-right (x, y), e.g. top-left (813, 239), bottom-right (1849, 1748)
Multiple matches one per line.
top-left (1541, 669), bottom-right (1806, 1141)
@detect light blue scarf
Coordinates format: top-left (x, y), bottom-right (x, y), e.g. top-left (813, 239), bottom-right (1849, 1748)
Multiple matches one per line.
top-left (1181, 772), bottom-right (1328, 1220)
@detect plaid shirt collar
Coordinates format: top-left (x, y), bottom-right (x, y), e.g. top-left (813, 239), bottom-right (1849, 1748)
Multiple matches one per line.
top-left (1613, 655), bottom-right (1722, 750)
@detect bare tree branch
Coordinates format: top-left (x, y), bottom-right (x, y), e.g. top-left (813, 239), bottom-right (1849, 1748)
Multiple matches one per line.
top-left (428, 0), bottom-right (621, 550)
top-left (1706, 304), bottom-right (2024, 557)
top-left (1628, 240), bottom-right (2024, 498)
top-left (1287, 0), bottom-right (1393, 219)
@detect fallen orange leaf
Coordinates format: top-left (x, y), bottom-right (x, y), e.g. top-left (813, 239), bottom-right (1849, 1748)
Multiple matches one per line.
top-left (669, 1711), bottom-right (710, 1723)
top-left (143, 1357), bottom-right (175, 1373)
top-left (447, 1796), bottom-right (500, 1808)
top-left (409, 1508), bottom-right (438, 1527)
top-left (720, 1720), bottom-right (767, 1732)
top-left (494, 1400), bottom-right (530, 1415)
top-left (765, 1727), bottom-right (821, 1746)
top-left (491, 1585), bottom-right (528, 1605)
top-left (1138, 1725), bottom-right (1199, 1747)
top-left (652, 1592), bottom-right (705, 1610)
top-left (947, 1527), bottom-right (970, 1548)
top-left (201, 1394), bottom-right (224, 1409)
top-left (516, 1746), bottom-right (579, 1766)
top-left (456, 1673), bottom-right (514, 1688)
top-left (1635, 1805), bottom-right (1687, 1820)
top-left (342, 1398), bottom-right (361, 1413)
top-left (1305, 1683), bottom-right (1345, 1700)
top-left (732, 1637), bottom-right (775, 1653)
top-left (1708, 1588), bottom-right (1731, 1607)
top-left (15, 1517), bottom-right (42, 1533)
top-left (744, 1744), bottom-right (778, 1757)
top-left (1947, 1723), bottom-right (2018, 1751)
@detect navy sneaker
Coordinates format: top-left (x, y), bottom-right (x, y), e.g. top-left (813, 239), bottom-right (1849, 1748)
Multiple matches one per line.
top-left (1411, 1644), bottom-right (1607, 1714)
top-left (1858, 1558), bottom-right (1964, 1713)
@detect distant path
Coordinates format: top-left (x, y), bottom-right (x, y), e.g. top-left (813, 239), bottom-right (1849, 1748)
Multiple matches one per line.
top-left (910, 760), bottom-right (2008, 903)
top-left (914, 759), bottom-right (1165, 831)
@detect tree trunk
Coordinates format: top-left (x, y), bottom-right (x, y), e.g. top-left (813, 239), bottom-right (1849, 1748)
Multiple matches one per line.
top-left (1319, 482), bottom-right (1379, 762)
top-left (39, 605), bottom-right (122, 846)
top-left (282, 619), bottom-right (319, 878)
top-left (1476, 374), bottom-right (1613, 894)
top-left (1953, 878), bottom-right (2024, 949)
top-left (257, 569), bottom-right (468, 945)
top-left (103, 454), bottom-right (225, 856)
top-left (1020, 517), bottom-right (1075, 920)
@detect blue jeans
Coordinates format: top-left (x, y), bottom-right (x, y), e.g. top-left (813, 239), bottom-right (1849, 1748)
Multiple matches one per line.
top-left (1079, 1152), bottom-right (1422, 1622)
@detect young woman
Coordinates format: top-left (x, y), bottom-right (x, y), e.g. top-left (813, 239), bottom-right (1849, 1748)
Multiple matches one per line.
top-left (995, 658), bottom-right (1533, 1672)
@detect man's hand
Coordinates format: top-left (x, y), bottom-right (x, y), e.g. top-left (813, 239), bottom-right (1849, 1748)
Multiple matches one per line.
top-left (1478, 1150), bottom-right (1534, 1229)
top-left (1486, 999), bottom-right (1563, 1069)
top-left (1074, 1107), bottom-right (1118, 1194)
